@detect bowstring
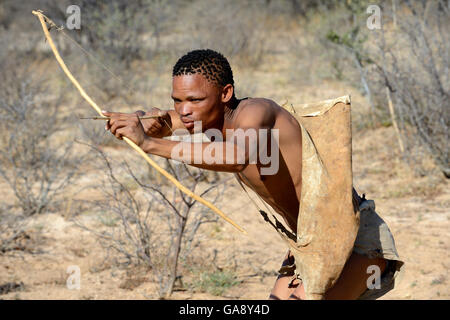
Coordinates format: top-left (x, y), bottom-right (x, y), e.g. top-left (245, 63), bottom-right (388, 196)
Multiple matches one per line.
top-left (58, 30), bottom-right (136, 96)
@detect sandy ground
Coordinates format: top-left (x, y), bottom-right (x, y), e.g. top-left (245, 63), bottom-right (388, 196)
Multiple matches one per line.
top-left (0, 123), bottom-right (448, 300)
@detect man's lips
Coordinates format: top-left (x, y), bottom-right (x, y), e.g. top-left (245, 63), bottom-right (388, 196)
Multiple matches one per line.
top-left (181, 118), bottom-right (194, 124)
top-left (182, 119), bottom-right (195, 129)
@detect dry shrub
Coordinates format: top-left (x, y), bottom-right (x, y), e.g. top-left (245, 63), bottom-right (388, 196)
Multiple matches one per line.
top-left (289, 0), bottom-right (448, 178)
top-left (370, 1), bottom-right (449, 178)
top-left (0, 55), bottom-right (85, 216)
top-left (75, 143), bottom-right (230, 298)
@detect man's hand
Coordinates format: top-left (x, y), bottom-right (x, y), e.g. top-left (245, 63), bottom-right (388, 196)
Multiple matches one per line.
top-left (136, 107), bottom-right (171, 138)
top-left (103, 110), bottom-right (149, 148)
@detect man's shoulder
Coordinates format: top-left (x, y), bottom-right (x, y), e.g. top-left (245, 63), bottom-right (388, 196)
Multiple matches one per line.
top-left (236, 98), bottom-right (280, 116)
top-left (239, 97), bottom-right (279, 108)
top-left (233, 97), bottom-right (279, 128)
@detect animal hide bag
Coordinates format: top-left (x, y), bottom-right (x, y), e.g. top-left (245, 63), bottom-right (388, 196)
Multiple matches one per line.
top-left (280, 95), bottom-right (360, 299)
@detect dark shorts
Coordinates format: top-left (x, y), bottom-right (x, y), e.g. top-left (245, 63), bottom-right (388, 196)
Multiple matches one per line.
top-left (353, 198), bottom-right (404, 300)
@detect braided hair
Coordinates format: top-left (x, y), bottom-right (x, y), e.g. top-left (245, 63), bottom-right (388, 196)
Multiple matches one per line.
top-left (172, 49), bottom-right (234, 88)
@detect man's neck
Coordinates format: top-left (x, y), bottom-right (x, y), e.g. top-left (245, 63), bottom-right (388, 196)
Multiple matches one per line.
top-left (220, 96), bottom-right (244, 136)
top-left (223, 96), bottom-right (240, 120)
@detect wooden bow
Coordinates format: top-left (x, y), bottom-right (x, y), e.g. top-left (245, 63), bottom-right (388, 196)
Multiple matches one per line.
top-left (32, 10), bottom-right (246, 234)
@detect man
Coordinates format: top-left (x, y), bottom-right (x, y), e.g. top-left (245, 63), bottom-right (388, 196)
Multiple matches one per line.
top-left (103, 49), bottom-right (402, 299)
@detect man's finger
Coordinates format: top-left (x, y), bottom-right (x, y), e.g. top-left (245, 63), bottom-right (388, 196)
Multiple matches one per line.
top-left (103, 110), bottom-right (129, 120)
top-left (110, 120), bottom-right (128, 135)
top-left (145, 108), bottom-right (166, 118)
top-left (115, 127), bottom-right (127, 140)
top-left (108, 114), bottom-right (128, 127)
top-left (110, 120), bottom-right (126, 134)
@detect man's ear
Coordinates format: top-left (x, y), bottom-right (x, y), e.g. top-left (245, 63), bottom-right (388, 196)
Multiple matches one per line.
top-left (221, 84), bottom-right (234, 103)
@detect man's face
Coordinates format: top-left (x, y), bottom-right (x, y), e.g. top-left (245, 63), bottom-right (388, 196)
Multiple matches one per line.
top-left (171, 74), bottom-right (223, 132)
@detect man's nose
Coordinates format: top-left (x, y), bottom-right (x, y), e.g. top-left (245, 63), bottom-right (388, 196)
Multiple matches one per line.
top-left (179, 103), bottom-right (193, 116)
